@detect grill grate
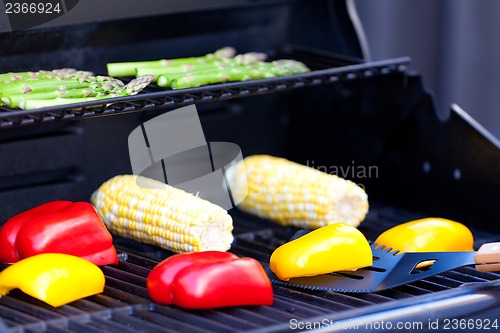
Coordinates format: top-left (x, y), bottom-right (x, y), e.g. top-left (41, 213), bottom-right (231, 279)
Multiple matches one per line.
top-left (1, 204), bottom-right (499, 332)
top-left (0, 46), bottom-right (409, 129)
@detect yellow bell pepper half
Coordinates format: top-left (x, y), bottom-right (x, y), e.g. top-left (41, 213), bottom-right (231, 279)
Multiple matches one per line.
top-left (0, 253), bottom-right (105, 307)
top-left (375, 218), bottom-right (474, 253)
top-left (270, 223), bottom-right (372, 281)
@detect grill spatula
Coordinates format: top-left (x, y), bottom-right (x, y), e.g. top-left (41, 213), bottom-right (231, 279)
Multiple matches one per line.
top-left (266, 231), bottom-right (500, 293)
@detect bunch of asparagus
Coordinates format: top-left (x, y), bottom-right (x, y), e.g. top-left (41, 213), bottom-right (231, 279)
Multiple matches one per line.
top-left (106, 47), bottom-right (310, 90)
top-left (0, 68), bottom-right (154, 110)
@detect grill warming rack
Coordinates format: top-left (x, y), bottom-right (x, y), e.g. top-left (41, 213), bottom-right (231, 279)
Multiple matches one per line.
top-left (0, 46), bottom-right (409, 129)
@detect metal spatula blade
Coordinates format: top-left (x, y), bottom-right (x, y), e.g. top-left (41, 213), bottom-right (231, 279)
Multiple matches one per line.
top-left (266, 243), bottom-right (478, 293)
top-left (265, 230), bottom-right (497, 293)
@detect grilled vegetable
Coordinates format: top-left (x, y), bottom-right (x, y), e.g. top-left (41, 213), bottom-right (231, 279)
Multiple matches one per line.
top-left (147, 251), bottom-right (239, 304)
top-left (147, 252), bottom-right (273, 309)
top-left (269, 223), bottom-right (372, 281)
top-left (106, 47), bottom-right (237, 77)
top-left (0, 78), bottom-right (91, 96)
top-left (166, 60), bottom-right (309, 89)
top-left (0, 68), bottom-right (93, 85)
top-left (172, 258), bottom-right (273, 309)
top-left (0, 253), bottom-right (105, 307)
top-left (375, 218), bottom-right (474, 252)
top-left (136, 52), bottom-right (267, 82)
top-left (107, 47), bottom-right (309, 89)
top-left (2, 76), bottom-right (123, 108)
top-left (90, 175), bottom-right (234, 253)
top-left (0, 201), bottom-right (118, 266)
top-left (0, 70), bottom-right (153, 109)
top-left (226, 155), bottom-right (369, 229)
top-left (0, 69), bottom-right (153, 109)
top-left (136, 64), bottom-right (221, 81)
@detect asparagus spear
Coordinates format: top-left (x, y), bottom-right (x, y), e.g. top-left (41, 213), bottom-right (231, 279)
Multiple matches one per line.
top-left (146, 52), bottom-right (269, 87)
top-left (157, 67), bottom-right (224, 88)
top-left (21, 96), bottom-right (108, 109)
top-left (20, 75), bottom-right (154, 110)
top-left (247, 60), bottom-right (310, 76)
top-left (164, 60), bottom-right (310, 90)
top-left (107, 47), bottom-right (237, 77)
top-left (0, 75), bottom-right (124, 96)
top-left (0, 79), bottom-right (89, 96)
top-left (0, 69), bottom-right (93, 85)
top-left (135, 63), bottom-right (224, 81)
top-left (3, 89), bottom-right (95, 108)
top-left (2, 78), bottom-right (125, 108)
top-left (169, 67), bottom-right (271, 89)
top-left (135, 52), bottom-right (268, 82)
top-left (231, 52), bottom-right (268, 65)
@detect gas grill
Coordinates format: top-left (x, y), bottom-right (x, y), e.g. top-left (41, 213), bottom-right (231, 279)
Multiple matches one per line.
top-left (0, 1), bottom-right (499, 332)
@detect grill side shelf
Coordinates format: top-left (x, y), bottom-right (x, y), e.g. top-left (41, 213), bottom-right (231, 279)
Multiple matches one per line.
top-left (0, 56), bottom-right (409, 129)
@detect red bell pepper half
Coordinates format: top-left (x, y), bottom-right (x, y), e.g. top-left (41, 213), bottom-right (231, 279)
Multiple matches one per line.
top-left (147, 251), bottom-right (274, 309)
top-left (147, 251), bottom-right (238, 304)
top-left (0, 200), bottom-right (118, 266)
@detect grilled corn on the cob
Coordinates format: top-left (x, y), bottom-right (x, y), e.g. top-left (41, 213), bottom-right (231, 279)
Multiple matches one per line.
top-left (90, 175), bottom-right (233, 253)
top-left (226, 155), bottom-right (368, 229)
